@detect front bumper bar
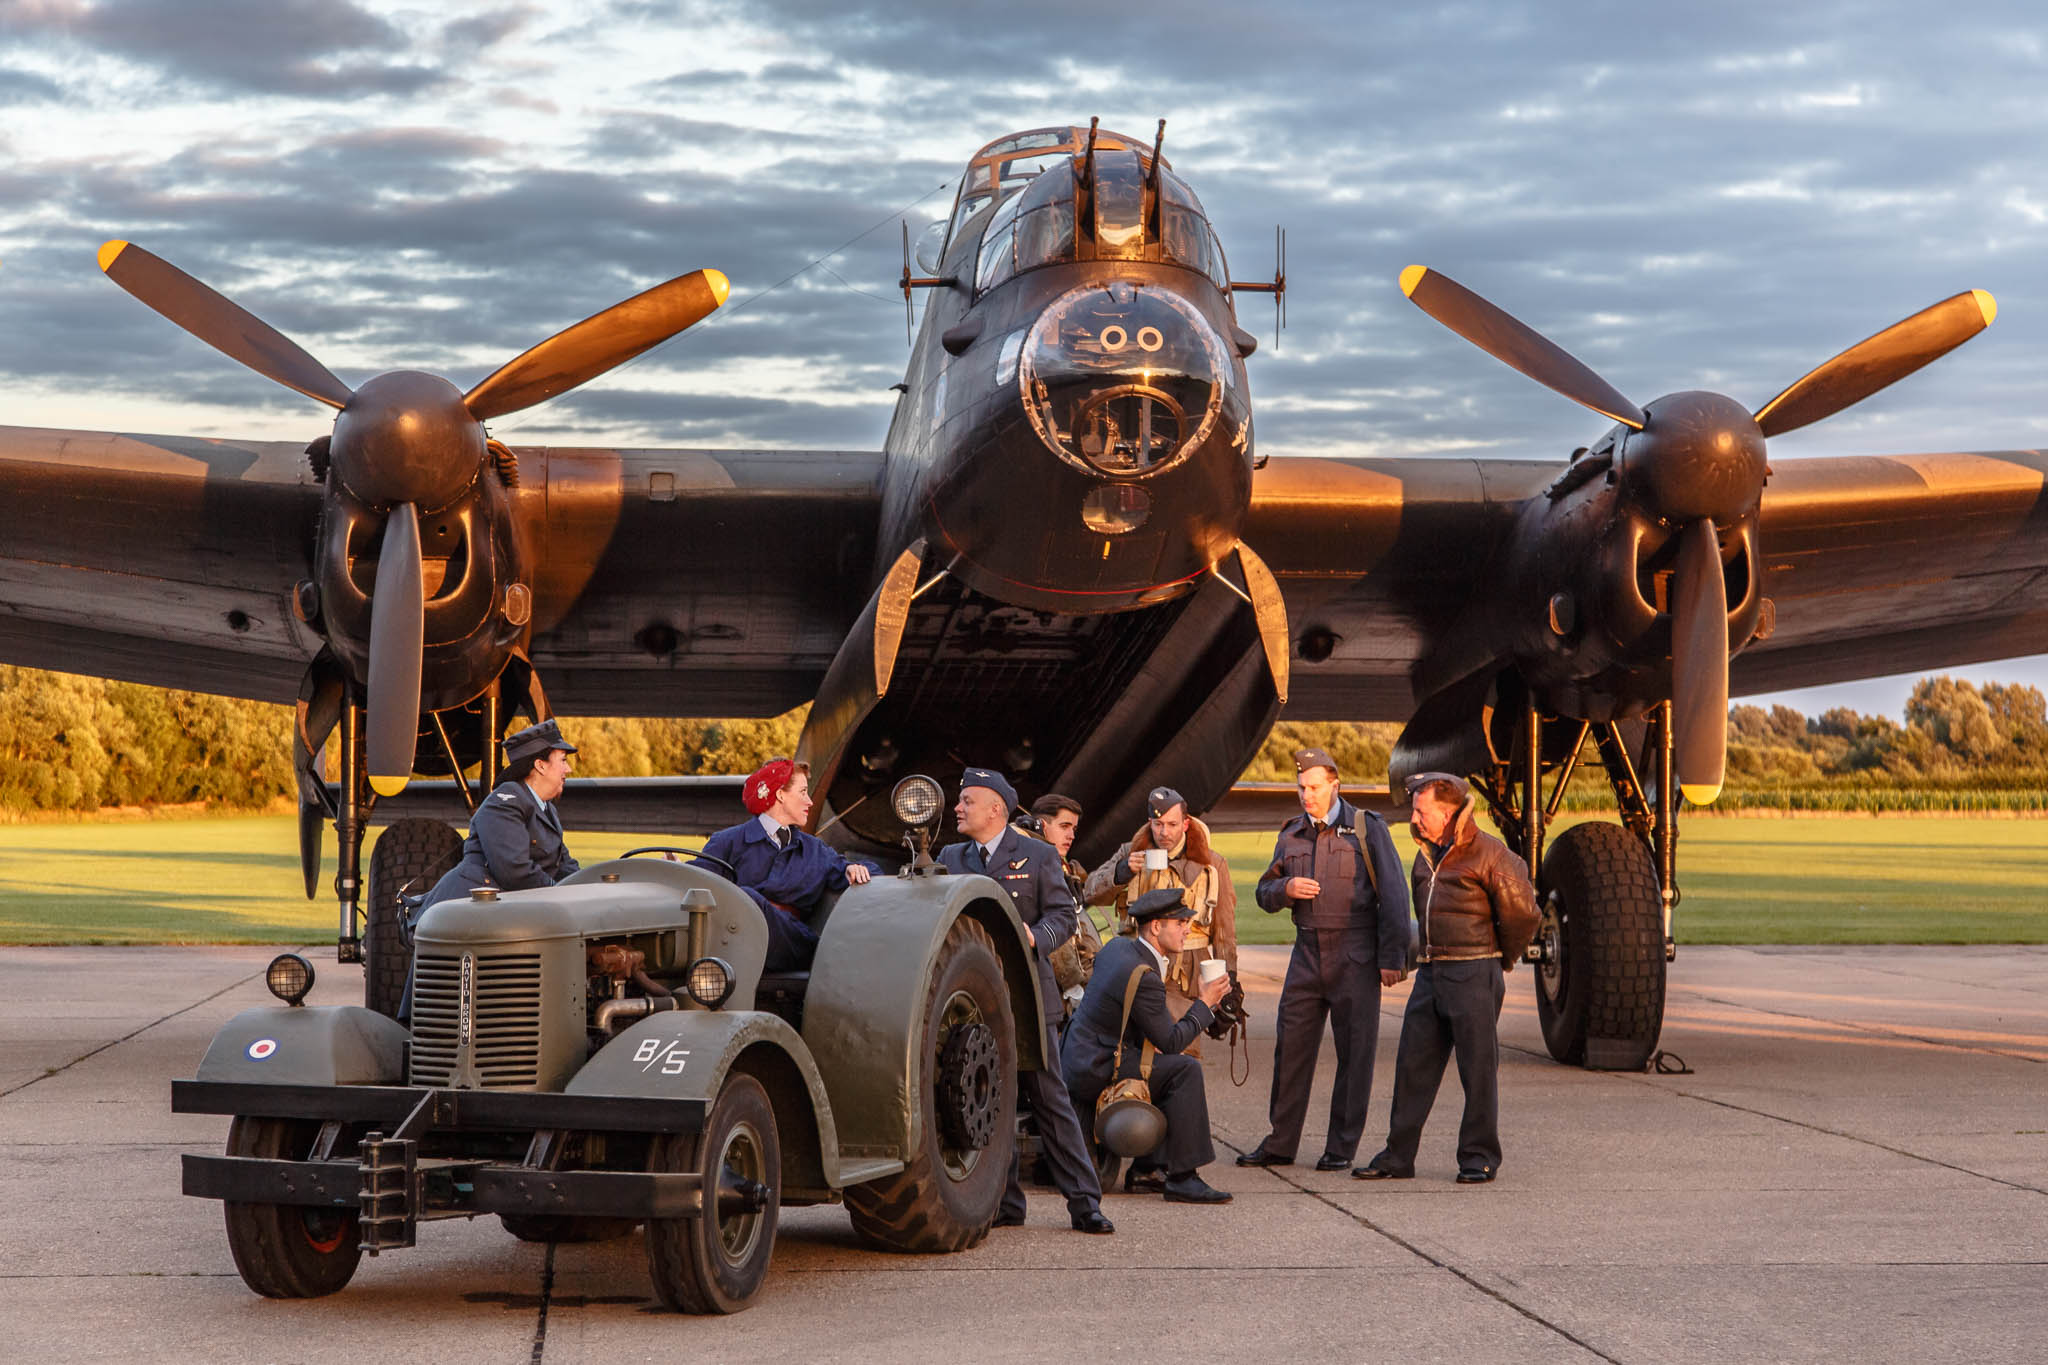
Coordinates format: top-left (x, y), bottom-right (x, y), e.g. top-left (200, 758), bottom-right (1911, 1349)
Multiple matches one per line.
top-left (182, 1154), bottom-right (703, 1219)
top-left (174, 1078), bottom-right (720, 1253)
top-left (172, 1080), bottom-right (708, 1133)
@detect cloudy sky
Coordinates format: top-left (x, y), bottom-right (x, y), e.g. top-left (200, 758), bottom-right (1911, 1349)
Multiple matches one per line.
top-left (2, 0), bottom-right (2044, 713)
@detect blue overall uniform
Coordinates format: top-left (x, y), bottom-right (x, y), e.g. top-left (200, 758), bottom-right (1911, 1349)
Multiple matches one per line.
top-left (696, 817), bottom-right (877, 972)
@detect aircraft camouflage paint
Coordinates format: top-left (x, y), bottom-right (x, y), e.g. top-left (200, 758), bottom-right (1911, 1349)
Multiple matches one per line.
top-left (2, 122), bottom-right (2041, 1071)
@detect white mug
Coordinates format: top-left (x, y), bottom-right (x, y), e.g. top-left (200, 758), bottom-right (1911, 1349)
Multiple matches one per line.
top-left (1198, 959), bottom-right (1228, 988)
top-left (1142, 847), bottom-right (1170, 872)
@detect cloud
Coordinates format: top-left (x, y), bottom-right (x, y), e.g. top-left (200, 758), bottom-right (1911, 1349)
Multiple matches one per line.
top-left (5, 0), bottom-right (443, 97)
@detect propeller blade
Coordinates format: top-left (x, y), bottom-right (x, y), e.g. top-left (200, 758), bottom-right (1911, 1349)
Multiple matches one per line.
top-left (1670, 519), bottom-right (1729, 806)
top-left (1399, 265), bottom-right (1646, 430)
top-left (1751, 289), bottom-right (1996, 439)
top-left (97, 240), bottom-right (353, 409)
top-left (365, 503), bottom-right (425, 798)
top-left (464, 267), bottom-right (730, 420)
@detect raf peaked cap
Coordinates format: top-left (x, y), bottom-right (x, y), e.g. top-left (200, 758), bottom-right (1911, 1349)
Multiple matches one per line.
top-left (1129, 887), bottom-right (1196, 923)
top-left (1403, 771), bottom-right (1472, 800)
top-left (960, 767), bottom-right (1019, 811)
top-left (1146, 786), bottom-right (1187, 818)
top-left (504, 719), bottom-right (576, 765)
top-left (1294, 747), bottom-right (1339, 775)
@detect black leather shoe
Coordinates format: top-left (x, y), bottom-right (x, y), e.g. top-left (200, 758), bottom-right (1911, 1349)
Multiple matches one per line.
top-left (1351, 1165), bottom-right (1412, 1181)
top-left (992, 1211), bottom-right (1027, 1227)
top-left (1070, 1209), bottom-right (1115, 1234)
top-left (1234, 1147), bottom-right (1293, 1168)
top-left (1314, 1153), bottom-right (1350, 1172)
top-left (1455, 1168), bottom-right (1496, 1184)
top-left (1162, 1174), bottom-right (1233, 1204)
top-left (1123, 1167), bottom-right (1166, 1194)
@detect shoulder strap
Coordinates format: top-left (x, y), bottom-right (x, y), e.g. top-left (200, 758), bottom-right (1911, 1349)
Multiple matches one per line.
top-left (1108, 962), bottom-right (1159, 1080)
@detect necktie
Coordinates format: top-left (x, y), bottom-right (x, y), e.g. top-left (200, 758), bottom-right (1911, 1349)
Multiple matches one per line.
top-left (777, 828), bottom-right (792, 850)
top-left (968, 843), bottom-right (987, 873)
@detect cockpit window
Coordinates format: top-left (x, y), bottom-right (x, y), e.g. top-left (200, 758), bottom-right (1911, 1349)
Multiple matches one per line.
top-left (946, 125), bottom-right (1142, 249)
top-left (974, 156), bottom-right (1231, 295)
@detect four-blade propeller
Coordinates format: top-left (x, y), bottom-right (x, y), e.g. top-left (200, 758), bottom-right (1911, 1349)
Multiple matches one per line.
top-left (1400, 265), bottom-right (1995, 804)
top-left (99, 240), bottom-right (729, 795)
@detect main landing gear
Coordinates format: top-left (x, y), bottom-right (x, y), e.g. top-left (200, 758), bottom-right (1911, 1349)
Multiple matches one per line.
top-left (1473, 698), bottom-right (1679, 1071)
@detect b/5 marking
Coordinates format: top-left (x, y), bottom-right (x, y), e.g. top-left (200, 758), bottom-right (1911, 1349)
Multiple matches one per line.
top-left (633, 1038), bottom-right (691, 1076)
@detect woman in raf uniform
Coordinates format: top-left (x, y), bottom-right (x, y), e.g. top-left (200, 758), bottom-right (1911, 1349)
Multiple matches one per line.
top-left (419, 719), bottom-right (582, 906)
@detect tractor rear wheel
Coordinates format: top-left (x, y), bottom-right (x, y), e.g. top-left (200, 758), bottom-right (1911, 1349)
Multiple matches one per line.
top-left (845, 915), bottom-right (1015, 1252)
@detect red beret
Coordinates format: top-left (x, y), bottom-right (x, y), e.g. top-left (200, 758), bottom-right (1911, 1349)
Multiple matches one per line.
top-left (742, 758), bottom-right (808, 815)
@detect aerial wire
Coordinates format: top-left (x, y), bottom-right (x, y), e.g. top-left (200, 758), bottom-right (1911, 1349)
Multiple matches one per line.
top-left (491, 178), bottom-right (952, 436)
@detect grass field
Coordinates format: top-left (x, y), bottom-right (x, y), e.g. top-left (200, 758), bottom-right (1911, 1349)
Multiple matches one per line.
top-left (0, 813), bottom-right (2040, 946)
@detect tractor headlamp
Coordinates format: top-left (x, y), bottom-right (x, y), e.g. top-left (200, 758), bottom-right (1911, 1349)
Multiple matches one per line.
top-left (685, 957), bottom-right (735, 1010)
top-left (891, 774), bottom-right (944, 827)
top-left (265, 953), bottom-right (315, 1006)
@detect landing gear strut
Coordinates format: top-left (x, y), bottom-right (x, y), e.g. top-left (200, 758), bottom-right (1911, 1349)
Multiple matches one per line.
top-left (1475, 698), bottom-right (1675, 1071)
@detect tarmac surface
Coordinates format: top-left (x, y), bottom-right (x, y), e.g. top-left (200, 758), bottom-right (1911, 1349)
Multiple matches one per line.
top-left (1, 942), bottom-right (2043, 1364)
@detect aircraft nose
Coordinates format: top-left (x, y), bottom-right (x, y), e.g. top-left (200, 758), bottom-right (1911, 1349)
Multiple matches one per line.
top-left (1018, 280), bottom-right (1240, 478)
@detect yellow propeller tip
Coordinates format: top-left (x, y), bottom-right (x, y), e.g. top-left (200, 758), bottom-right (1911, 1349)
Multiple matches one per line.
top-left (1680, 783), bottom-right (1722, 806)
top-left (1972, 289), bottom-right (1997, 326)
top-left (97, 240), bottom-right (129, 273)
top-left (368, 774), bottom-right (410, 798)
top-left (1398, 264), bottom-right (1428, 298)
top-left (705, 268), bottom-right (730, 306)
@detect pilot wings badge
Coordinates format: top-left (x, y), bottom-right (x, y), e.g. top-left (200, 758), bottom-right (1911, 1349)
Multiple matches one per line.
top-left (1008, 859), bottom-right (1029, 870)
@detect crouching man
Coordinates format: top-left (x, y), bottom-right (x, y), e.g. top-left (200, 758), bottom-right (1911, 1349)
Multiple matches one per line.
top-left (1355, 773), bottom-right (1539, 1185)
top-left (1062, 888), bottom-right (1233, 1205)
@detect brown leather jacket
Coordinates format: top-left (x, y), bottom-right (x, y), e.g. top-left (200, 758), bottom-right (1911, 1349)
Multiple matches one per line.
top-left (1411, 799), bottom-right (1540, 966)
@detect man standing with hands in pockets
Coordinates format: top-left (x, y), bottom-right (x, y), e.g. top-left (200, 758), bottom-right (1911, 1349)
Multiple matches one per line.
top-left (1238, 748), bottom-right (1411, 1173)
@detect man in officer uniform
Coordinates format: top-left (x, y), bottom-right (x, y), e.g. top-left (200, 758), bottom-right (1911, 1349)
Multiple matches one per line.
top-left (1238, 748), bottom-right (1411, 1172)
top-left (420, 719), bottom-right (581, 906)
top-left (696, 758), bottom-right (875, 972)
top-left (1063, 887), bottom-right (1233, 1205)
top-left (938, 768), bottom-right (1113, 1235)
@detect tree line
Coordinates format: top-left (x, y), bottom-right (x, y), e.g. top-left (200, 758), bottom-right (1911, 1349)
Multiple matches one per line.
top-left (0, 664), bottom-right (2039, 816)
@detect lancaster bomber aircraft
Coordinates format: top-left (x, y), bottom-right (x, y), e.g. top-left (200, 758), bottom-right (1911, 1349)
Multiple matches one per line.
top-left (3, 121), bottom-right (2043, 1072)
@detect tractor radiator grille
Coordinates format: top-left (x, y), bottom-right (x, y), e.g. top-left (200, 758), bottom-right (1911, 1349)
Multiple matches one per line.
top-left (409, 952), bottom-right (544, 1088)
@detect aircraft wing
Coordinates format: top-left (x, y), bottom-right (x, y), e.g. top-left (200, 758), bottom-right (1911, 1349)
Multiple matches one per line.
top-left (1243, 449), bottom-right (2048, 721)
top-left (1732, 450), bottom-right (2048, 692)
top-left (0, 426), bottom-right (885, 714)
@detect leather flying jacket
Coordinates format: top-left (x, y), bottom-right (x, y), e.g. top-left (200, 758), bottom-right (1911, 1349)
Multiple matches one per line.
top-left (1412, 798), bottom-right (1540, 965)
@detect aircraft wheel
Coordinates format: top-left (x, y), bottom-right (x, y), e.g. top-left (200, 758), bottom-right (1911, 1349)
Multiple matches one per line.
top-left (845, 915), bottom-right (1016, 1253)
top-left (1534, 821), bottom-right (1665, 1070)
top-left (222, 1117), bottom-right (362, 1298)
top-left (646, 1073), bottom-right (780, 1314)
top-left (364, 818), bottom-right (461, 1018)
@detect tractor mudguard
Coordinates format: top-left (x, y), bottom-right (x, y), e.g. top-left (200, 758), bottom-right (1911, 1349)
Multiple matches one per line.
top-left (799, 872), bottom-right (1046, 1175)
top-left (194, 1005), bottom-right (409, 1086)
top-left (571, 1009), bottom-right (856, 1191)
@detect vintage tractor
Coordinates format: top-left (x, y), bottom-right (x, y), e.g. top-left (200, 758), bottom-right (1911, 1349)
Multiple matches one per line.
top-left (173, 777), bottom-right (1046, 1312)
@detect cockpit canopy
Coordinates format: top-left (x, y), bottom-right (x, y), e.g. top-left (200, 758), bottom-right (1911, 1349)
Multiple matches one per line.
top-left (943, 125), bottom-right (1232, 297)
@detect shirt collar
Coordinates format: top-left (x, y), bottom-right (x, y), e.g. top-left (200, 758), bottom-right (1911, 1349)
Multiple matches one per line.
top-left (756, 813), bottom-right (787, 842)
top-left (1137, 934), bottom-right (1167, 973)
top-left (980, 828), bottom-right (1007, 863)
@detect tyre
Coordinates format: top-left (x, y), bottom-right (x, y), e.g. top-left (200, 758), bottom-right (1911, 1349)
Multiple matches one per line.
top-left (844, 915), bottom-right (1016, 1253)
top-left (1534, 821), bottom-right (1666, 1070)
top-left (646, 1073), bottom-right (780, 1314)
top-left (500, 1214), bottom-right (638, 1244)
top-left (222, 1117), bottom-right (361, 1298)
top-left (364, 817), bottom-right (461, 1018)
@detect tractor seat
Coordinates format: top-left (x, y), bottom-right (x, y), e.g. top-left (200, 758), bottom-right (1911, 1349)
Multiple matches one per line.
top-left (753, 970), bottom-right (810, 1031)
